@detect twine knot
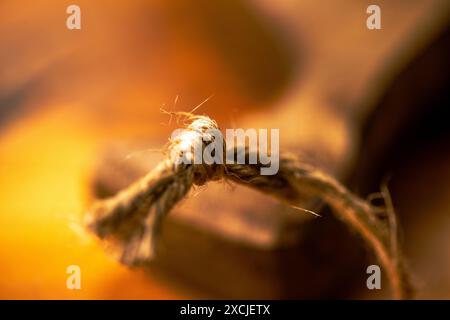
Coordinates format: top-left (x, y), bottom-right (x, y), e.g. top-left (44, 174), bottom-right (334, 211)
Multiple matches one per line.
top-left (85, 114), bottom-right (411, 299)
top-left (168, 116), bottom-right (225, 186)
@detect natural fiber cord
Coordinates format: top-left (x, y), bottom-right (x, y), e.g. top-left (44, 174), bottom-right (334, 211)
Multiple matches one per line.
top-left (85, 115), bottom-right (411, 299)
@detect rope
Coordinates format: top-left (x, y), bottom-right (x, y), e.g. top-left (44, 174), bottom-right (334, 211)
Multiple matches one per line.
top-left (85, 115), bottom-right (411, 299)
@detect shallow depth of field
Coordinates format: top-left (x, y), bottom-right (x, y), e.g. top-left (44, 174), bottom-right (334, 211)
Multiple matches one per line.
top-left (0, 0), bottom-right (449, 299)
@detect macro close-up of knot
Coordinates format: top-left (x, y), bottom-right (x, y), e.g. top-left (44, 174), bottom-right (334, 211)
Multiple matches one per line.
top-left (1, 0), bottom-right (450, 306)
top-left (84, 114), bottom-right (411, 299)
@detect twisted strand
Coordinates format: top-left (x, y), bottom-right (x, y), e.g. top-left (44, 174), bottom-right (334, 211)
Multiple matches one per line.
top-left (85, 115), bottom-right (411, 299)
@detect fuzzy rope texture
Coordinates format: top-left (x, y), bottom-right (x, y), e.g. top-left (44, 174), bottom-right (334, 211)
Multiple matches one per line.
top-left (85, 115), bottom-right (411, 299)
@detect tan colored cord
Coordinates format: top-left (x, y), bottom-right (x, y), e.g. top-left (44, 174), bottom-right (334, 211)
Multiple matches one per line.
top-left (85, 115), bottom-right (411, 299)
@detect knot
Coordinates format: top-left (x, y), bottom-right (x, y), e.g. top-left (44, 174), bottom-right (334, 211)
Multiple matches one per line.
top-left (86, 114), bottom-right (409, 299)
top-left (168, 116), bottom-right (225, 186)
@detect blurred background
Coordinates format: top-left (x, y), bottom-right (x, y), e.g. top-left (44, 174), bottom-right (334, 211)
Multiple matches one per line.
top-left (0, 0), bottom-right (449, 299)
